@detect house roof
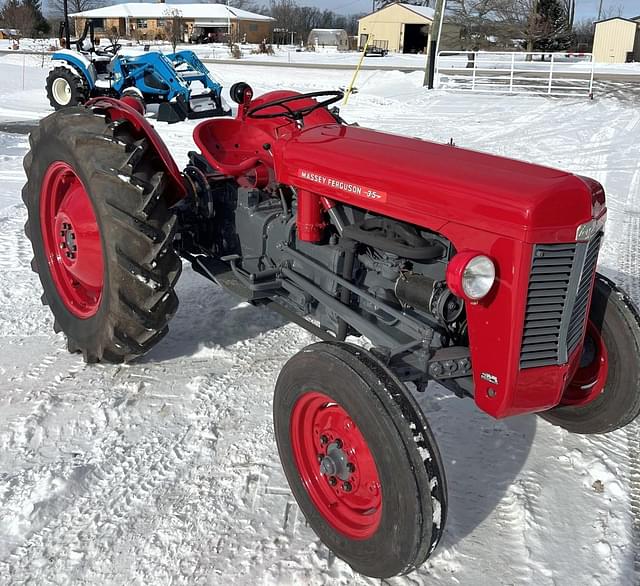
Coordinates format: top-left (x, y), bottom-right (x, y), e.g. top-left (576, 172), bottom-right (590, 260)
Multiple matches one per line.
top-left (359, 2), bottom-right (435, 22)
top-left (399, 3), bottom-right (435, 20)
top-left (70, 3), bottom-right (274, 22)
top-left (594, 16), bottom-right (640, 26)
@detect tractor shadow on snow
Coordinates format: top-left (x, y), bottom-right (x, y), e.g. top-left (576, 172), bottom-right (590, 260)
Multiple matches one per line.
top-left (140, 263), bottom-right (290, 363)
top-left (143, 264), bottom-right (538, 549)
top-left (416, 387), bottom-right (537, 549)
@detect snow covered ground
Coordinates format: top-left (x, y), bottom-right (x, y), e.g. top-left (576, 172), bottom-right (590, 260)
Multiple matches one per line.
top-left (1, 54), bottom-right (640, 585)
top-left (3, 39), bottom-right (640, 77)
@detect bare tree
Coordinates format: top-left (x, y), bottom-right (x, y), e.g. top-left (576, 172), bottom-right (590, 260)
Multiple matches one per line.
top-left (600, 4), bottom-right (624, 19)
top-left (447, 0), bottom-right (510, 49)
top-left (106, 25), bottom-right (120, 49)
top-left (228, 0), bottom-right (260, 10)
top-left (48, 0), bottom-right (105, 19)
top-left (512, 0), bottom-right (572, 53)
top-left (571, 18), bottom-right (594, 51)
top-left (0, 0), bottom-right (36, 36)
top-left (164, 7), bottom-right (184, 53)
top-left (374, 0), bottom-right (431, 9)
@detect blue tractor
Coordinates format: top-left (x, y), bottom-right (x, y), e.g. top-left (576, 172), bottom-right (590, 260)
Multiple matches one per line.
top-left (46, 21), bottom-right (230, 122)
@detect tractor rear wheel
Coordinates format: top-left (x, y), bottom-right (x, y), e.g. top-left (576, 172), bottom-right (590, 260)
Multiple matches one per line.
top-left (541, 274), bottom-right (640, 434)
top-left (22, 107), bottom-right (181, 363)
top-left (273, 341), bottom-right (447, 578)
top-left (46, 66), bottom-right (89, 110)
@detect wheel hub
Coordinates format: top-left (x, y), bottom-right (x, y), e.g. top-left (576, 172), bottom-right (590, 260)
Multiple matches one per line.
top-left (57, 219), bottom-right (78, 263)
top-left (290, 391), bottom-right (382, 540)
top-left (52, 77), bottom-right (72, 106)
top-left (39, 162), bottom-right (104, 318)
top-left (561, 320), bottom-right (609, 406)
top-left (319, 441), bottom-right (351, 481)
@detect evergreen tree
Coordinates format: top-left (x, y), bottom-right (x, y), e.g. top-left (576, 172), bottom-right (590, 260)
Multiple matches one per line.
top-left (22, 0), bottom-right (50, 36)
top-left (526, 0), bottom-right (572, 52)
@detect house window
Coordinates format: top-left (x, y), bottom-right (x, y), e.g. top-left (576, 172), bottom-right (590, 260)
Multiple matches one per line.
top-left (156, 19), bottom-right (164, 28)
top-left (92, 18), bottom-right (105, 31)
top-left (136, 19), bottom-right (148, 29)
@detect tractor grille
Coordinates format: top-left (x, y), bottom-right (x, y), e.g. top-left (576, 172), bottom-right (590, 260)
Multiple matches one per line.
top-left (566, 233), bottom-right (602, 354)
top-left (520, 233), bottom-right (602, 369)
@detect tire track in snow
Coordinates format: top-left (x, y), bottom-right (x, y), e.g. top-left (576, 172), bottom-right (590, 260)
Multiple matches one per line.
top-left (2, 317), bottom-right (317, 584)
top-left (585, 106), bottom-right (640, 583)
top-left (3, 349), bottom-right (82, 464)
top-left (0, 206), bottom-right (31, 273)
top-left (617, 215), bottom-right (640, 582)
top-left (2, 365), bottom-right (211, 582)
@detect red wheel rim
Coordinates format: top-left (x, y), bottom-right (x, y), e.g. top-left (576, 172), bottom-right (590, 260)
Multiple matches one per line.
top-left (290, 391), bottom-right (382, 540)
top-left (39, 162), bottom-right (104, 318)
top-left (561, 321), bottom-right (609, 406)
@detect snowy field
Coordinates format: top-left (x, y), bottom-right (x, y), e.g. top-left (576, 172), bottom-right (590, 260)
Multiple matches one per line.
top-left (1, 53), bottom-right (640, 585)
top-left (3, 38), bottom-right (640, 77)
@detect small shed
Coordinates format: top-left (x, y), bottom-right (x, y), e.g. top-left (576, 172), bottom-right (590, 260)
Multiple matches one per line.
top-left (593, 16), bottom-right (640, 63)
top-left (358, 3), bottom-right (434, 54)
top-left (0, 28), bottom-right (18, 39)
top-left (307, 28), bottom-right (349, 50)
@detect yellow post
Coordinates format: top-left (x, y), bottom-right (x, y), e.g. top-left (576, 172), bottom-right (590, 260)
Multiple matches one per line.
top-left (343, 34), bottom-right (372, 106)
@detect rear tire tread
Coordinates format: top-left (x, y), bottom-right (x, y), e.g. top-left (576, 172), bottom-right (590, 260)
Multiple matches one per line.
top-left (23, 107), bottom-right (181, 362)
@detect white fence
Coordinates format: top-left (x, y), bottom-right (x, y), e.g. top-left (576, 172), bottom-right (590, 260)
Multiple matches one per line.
top-left (435, 51), bottom-right (595, 97)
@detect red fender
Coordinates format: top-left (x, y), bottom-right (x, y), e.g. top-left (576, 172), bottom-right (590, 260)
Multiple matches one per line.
top-left (86, 97), bottom-right (186, 202)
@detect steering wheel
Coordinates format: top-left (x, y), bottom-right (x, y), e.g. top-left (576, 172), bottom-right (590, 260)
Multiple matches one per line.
top-left (247, 90), bottom-right (344, 121)
top-left (99, 43), bottom-right (121, 55)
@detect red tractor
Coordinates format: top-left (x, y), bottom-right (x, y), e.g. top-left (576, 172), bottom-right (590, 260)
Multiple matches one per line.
top-left (22, 85), bottom-right (640, 578)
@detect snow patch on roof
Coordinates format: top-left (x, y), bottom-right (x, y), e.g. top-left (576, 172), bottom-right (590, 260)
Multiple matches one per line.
top-left (70, 3), bottom-right (274, 22)
top-left (399, 3), bottom-right (435, 20)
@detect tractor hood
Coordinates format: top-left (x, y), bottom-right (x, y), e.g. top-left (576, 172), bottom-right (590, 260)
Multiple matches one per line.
top-left (275, 124), bottom-right (600, 243)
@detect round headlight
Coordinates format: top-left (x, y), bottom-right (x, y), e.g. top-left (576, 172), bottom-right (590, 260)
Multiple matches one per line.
top-left (446, 252), bottom-right (496, 301)
top-left (462, 255), bottom-right (496, 300)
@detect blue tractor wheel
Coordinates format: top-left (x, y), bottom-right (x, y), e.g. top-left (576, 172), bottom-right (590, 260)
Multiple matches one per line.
top-left (46, 66), bottom-right (89, 110)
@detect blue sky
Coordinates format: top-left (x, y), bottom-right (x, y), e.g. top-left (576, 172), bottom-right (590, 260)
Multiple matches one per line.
top-left (312, 0), bottom-right (640, 19)
top-left (53, 0), bottom-right (640, 20)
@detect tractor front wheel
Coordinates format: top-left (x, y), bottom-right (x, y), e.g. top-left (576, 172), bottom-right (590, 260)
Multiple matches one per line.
top-left (46, 67), bottom-right (89, 110)
top-left (273, 342), bottom-right (447, 578)
top-left (23, 107), bottom-right (181, 362)
top-left (541, 274), bottom-right (640, 434)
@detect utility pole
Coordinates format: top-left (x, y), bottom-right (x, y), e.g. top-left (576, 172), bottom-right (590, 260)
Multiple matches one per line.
top-left (63, 0), bottom-right (70, 49)
top-left (424, 0), bottom-right (446, 88)
top-left (597, 0), bottom-right (603, 21)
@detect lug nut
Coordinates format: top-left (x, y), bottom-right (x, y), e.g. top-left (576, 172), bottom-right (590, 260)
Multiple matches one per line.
top-left (320, 435), bottom-right (328, 445)
top-left (334, 439), bottom-right (342, 449)
top-left (328, 476), bottom-right (337, 486)
top-left (342, 481), bottom-right (352, 492)
top-left (347, 463), bottom-right (355, 473)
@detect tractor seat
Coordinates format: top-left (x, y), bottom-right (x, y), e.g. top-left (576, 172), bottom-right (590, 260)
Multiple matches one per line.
top-left (193, 118), bottom-right (273, 177)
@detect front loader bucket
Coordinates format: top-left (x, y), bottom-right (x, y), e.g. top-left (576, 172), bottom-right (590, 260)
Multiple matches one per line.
top-left (187, 93), bottom-right (231, 120)
top-left (157, 96), bottom-right (189, 123)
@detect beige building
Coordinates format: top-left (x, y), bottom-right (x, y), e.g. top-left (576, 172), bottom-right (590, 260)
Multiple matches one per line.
top-left (71, 2), bottom-right (274, 44)
top-left (593, 16), bottom-right (640, 63)
top-left (358, 3), bottom-right (434, 54)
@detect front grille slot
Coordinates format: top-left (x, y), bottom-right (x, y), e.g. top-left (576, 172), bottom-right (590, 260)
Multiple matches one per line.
top-left (520, 234), bottom-right (602, 369)
top-left (566, 233), bottom-right (602, 354)
top-left (520, 244), bottom-right (575, 368)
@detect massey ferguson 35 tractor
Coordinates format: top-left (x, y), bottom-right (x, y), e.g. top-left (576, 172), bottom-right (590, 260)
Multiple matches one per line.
top-left (22, 85), bottom-right (640, 578)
